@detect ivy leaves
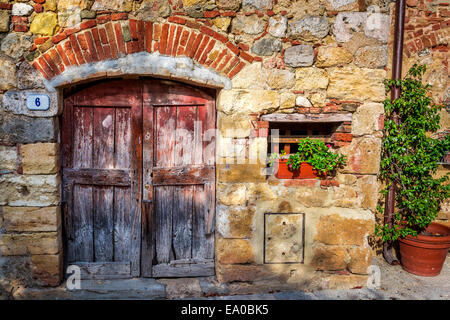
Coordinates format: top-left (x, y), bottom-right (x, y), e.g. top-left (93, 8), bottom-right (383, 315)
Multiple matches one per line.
top-left (376, 64), bottom-right (450, 242)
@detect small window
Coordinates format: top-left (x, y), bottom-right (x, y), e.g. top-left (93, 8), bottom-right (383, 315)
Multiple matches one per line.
top-left (268, 122), bottom-right (344, 154)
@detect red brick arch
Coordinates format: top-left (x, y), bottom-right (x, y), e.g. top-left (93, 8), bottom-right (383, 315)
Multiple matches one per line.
top-left (31, 14), bottom-right (256, 82)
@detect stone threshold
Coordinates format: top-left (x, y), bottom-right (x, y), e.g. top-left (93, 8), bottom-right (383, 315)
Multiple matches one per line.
top-left (10, 276), bottom-right (319, 300)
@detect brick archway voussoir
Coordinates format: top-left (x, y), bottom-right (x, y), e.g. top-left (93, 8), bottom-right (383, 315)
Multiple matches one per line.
top-left (30, 16), bottom-right (254, 87)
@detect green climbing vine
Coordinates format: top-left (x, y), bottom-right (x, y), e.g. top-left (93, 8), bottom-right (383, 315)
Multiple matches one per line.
top-left (376, 64), bottom-right (450, 242)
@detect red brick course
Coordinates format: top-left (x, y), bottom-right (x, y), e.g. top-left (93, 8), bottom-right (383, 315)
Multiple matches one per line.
top-left (30, 18), bottom-right (256, 81)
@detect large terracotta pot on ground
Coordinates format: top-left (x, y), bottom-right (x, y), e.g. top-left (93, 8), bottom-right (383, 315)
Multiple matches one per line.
top-left (398, 222), bottom-right (450, 276)
top-left (274, 159), bottom-right (324, 179)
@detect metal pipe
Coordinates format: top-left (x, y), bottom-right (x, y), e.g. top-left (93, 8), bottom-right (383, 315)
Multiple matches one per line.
top-left (383, 0), bottom-right (406, 265)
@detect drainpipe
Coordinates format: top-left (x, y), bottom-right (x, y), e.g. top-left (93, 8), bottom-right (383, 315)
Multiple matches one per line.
top-left (383, 0), bottom-right (406, 265)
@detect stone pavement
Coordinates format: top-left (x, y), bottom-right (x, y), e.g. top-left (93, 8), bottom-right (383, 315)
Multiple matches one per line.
top-left (9, 255), bottom-right (450, 300)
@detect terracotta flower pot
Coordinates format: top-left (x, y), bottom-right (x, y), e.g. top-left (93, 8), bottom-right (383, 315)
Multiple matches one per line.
top-left (274, 159), bottom-right (324, 179)
top-left (398, 222), bottom-right (450, 276)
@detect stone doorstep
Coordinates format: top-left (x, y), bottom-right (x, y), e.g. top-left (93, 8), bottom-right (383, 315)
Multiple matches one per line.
top-left (12, 276), bottom-right (313, 300)
top-left (69, 279), bottom-right (166, 299)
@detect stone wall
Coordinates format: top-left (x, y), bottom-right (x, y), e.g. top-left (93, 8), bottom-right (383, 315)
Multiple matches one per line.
top-left (0, 0), bottom-right (443, 296)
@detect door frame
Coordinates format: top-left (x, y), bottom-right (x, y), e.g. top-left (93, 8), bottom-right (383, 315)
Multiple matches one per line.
top-left (60, 77), bottom-right (217, 279)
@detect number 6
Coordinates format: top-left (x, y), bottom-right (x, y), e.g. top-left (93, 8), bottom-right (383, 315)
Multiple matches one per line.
top-left (35, 98), bottom-right (41, 107)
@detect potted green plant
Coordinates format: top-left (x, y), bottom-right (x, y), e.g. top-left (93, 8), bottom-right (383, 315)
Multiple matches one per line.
top-left (376, 64), bottom-right (450, 276)
top-left (269, 138), bottom-right (346, 179)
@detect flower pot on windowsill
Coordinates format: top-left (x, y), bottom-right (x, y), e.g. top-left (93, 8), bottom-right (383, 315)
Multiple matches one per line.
top-left (274, 159), bottom-right (324, 179)
top-left (398, 222), bottom-right (450, 276)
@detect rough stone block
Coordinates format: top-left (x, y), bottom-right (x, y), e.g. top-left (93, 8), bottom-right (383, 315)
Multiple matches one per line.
top-left (280, 92), bottom-right (296, 110)
top-left (289, 15), bottom-right (329, 41)
top-left (0, 174), bottom-right (60, 206)
top-left (217, 0), bottom-right (241, 10)
top-left (364, 13), bottom-right (389, 43)
top-left (348, 247), bottom-right (372, 274)
top-left (291, 187), bottom-right (330, 208)
top-left (217, 164), bottom-right (267, 183)
top-left (91, 0), bottom-right (134, 12)
top-left (295, 67), bottom-right (329, 91)
top-left (321, 274), bottom-right (369, 290)
top-left (0, 56), bottom-right (17, 91)
top-left (327, 66), bottom-right (386, 102)
top-left (315, 46), bottom-right (354, 68)
top-left (0, 231), bottom-right (61, 256)
top-left (0, 10), bottom-right (10, 33)
top-left (243, 0), bottom-right (273, 10)
top-left (218, 115), bottom-right (252, 138)
top-left (217, 264), bottom-right (269, 283)
top-left (329, 185), bottom-right (360, 208)
top-left (266, 69), bottom-right (295, 90)
top-left (314, 214), bottom-right (374, 246)
top-left (357, 175), bottom-right (379, 211)
top-left (0, 111), bottom-right (58, 144)
top-left (341, 137), bottom-right (381, 174)
top-left (268, 16), bottom-right (287, 38)
top-left (231, 62), bottom-right (268, 90)
top-left (31, 253), bottom-right (62, 287)
top-left (1, 33), bottom-right (34, 60)
top-left (284, 44), bottom-right (314, 67)
top-left (213, 17), bottom-right (232, 31)
top-left (2, 90), bottom-right (59, 118)
top-left (325, 0), bottom-right (358, 11)
top-left (351, 103), bottom-right (384, 136)
top-left (354, 45), bottom-right (388, 69)
top-left (50, 0), bottom-right (89, 12)
top-left (217, 183), bottom-right (247, 206)
top-left (17, 62), bottom-right (46, 90)
top-left (218, 89), bottom-right (280, 115)
top-left (21, 143), bottom-right (59, 174)
top-left (0, 145), bottom-right (17, 172)
top-left (217, 206), bottom-right (255, 238)
top-left (312, 244), bottom-right (348, 271)
top-left (332, 12), bottom-right (367, 43)
top-left (2, 206), bottom-right (61, 232)
top-left (247, 183), bottom-right (277, 202)
top-left (12, 3), bottom-right (34, 16)
top-left (251, 38), bottom-right (282, 56)
top-left (216, 238), bottom-right (254, 264)
top-left (231, 14), bottom-right (266, 35)
top-left (30, 12), bottom-right (58, 36)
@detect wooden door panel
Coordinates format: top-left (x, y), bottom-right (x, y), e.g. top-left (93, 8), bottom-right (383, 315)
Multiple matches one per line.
top-left (93, 107), bottom-right (115, 168)
top-left (142, 79), bottom-right (216, 278)
top-left (71, 184), bottom-right (93, 262)
top-left (115, 108), bottom-right (132, 168)
top-left (152, 165), bottom-right (215, 186)
top-left (93, 186), bottom-right (114, 261)
top-left (155, 106), bottom-right (177, 167)
top-left (72, 107), bottom-right (93, 168)
top-left (193, 184), bottom-right (215, 259)
top-left (63, 80), bottom-right (142, 279)
top-left (154, 185), bottom-right (174, 264)
top-left (172, 186), bottom-right (193, 260)
top-left (113, 186), bottom-right (133, 262)
top-left (175, 106), bottom-right (196, 167)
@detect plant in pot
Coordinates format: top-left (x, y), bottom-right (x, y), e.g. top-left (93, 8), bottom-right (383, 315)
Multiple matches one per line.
top-left (269, 138), bottom-right (346, 179)
top-left (376, 64), bottom-right (450, 276)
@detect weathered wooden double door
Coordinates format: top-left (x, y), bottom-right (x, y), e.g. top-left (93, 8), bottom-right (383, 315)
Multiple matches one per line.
top-left (62, 79), bottom-right (216, 279)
